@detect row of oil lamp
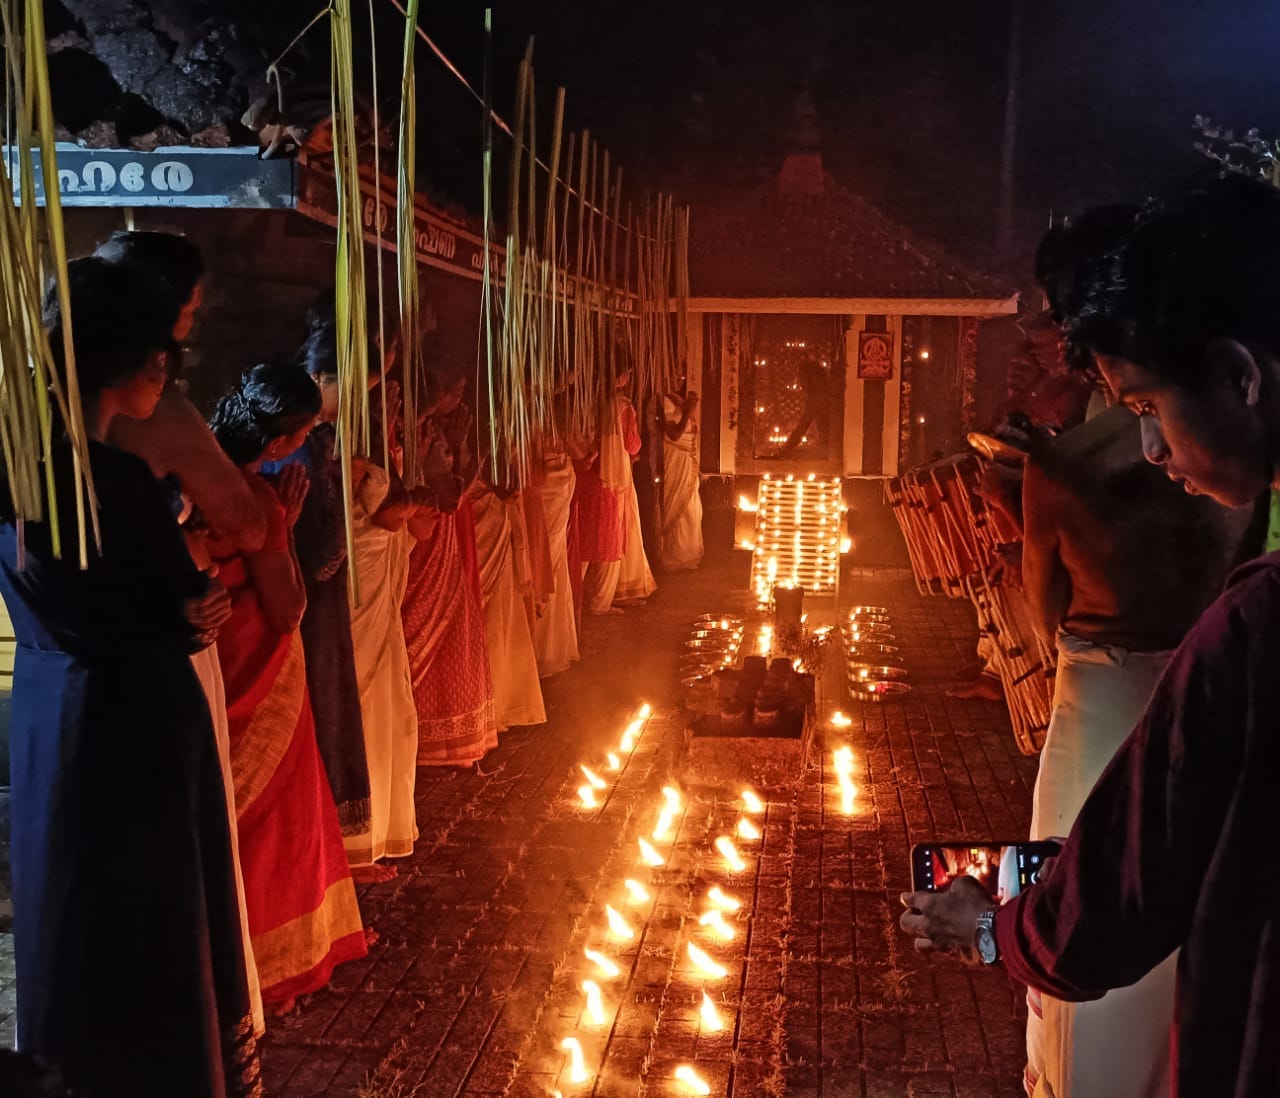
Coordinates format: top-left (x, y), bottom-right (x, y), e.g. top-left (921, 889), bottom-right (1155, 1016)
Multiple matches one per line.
top-left (841, 606), bottom-right (912, 703)
top-left (558, 706), bottom-right (770, 1095)
top-left (742, 478), bottom-right (849, 603)
top-left (575, 701), bottom-right (652, 810)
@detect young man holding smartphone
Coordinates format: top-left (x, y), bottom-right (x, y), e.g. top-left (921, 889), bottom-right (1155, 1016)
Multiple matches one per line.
top-left (900, 173), bottom-right (1280, 1098)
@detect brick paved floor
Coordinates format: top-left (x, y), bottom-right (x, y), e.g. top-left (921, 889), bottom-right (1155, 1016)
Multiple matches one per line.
top-left (0, 563), bottom-right (1039, 1097)
top-left (260, 562), bottom-right (1037, 1097)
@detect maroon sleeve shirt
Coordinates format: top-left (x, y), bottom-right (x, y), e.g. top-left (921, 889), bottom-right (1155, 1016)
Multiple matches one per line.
top-left (994, 554), bottom-right (1280, 1098)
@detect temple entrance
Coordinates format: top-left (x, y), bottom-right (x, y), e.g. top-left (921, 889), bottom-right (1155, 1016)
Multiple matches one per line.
top-left (737, 314), bottom-right (847, 476)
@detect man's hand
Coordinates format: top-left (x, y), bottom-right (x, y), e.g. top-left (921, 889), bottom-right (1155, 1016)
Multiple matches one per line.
top-left (977, 460), bottom-right (1024, 527)
top-left (185, 581), bottom-right (232, 644)
top-left (272, 463), bottom-right (310, 528)
top-left (988, 543), bottom-right (1023, 588)
top-left (899, 876), bottom-right (994, 954)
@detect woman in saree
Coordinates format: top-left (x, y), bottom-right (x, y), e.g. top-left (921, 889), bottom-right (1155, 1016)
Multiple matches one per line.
top-left (209, 363), bottom-right (367, 1013)
top-left (0, 257), bottom-right (261, 1096)
top-left (533, 383), bottom-right (588, 675)
top-left (658, 387), bottom-right (703, 571)
top-left (401, 367), bottom-right (497, 765)
top-left (584, 369), bottom-right (656, 610)
top-left (300, 311), bottom-right (421, 876)
top-left (468, 452), bottom-right (547, 732)
top-left (265, 311), bottom-right (372, 843)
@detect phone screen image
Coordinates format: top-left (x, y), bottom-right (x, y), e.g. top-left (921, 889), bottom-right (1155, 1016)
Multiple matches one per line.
top-left (911, 842), bottom-right (1060, 903)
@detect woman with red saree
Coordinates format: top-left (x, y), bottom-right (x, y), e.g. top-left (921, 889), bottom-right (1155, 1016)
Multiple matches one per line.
top-left (209, 363), bottom-right (367, 1012)
top-left (401, 368), bottom-right (498, 766)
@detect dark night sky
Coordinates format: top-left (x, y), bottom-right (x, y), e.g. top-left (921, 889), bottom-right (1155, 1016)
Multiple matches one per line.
top-left (410, 0), bottom-right (1280, 279)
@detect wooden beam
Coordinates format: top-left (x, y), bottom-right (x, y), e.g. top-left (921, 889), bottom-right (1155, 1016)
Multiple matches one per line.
top-left (684, 295), bottom-right (1018, 317)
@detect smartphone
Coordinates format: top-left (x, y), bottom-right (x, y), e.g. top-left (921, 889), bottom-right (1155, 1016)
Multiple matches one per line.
top-left (910, 841), bottom-right (1061, 904)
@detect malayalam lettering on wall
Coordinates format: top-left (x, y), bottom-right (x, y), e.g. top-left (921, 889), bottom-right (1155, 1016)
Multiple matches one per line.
top-left (5, 145), bottom-right (295, 208)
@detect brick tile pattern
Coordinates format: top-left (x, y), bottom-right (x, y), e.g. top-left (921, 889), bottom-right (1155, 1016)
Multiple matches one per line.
top-left (0, 564), bottom-right (1038, 1098)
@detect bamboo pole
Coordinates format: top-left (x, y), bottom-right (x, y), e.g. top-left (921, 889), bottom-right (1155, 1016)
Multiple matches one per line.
top-left (0, 0), bottom-right (97, 564)
top-left (329, 0), bottom-right (371, 604)
top-left (396, 0), bottom-right (421, 485)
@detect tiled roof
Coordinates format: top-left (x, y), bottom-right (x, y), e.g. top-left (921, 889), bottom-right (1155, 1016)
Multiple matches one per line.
top-left (690, 170), bottom-right (1014, 303)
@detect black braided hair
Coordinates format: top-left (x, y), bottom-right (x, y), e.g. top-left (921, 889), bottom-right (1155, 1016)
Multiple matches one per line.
top-left (209, 362), bottom-right (321, 465)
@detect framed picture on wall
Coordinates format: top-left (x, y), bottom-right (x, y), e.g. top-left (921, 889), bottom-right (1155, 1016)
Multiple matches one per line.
top-left (857, 331), bottom-right (895, 380)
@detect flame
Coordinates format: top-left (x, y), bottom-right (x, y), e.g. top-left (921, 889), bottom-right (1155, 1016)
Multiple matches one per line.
top-left (737, 817), bottom-right (761, 842)
top-left (757, 625), bottom-right (773, 658)
top-left (833, 747), bottom-right (858, 814)
top-left (839, 779), bottom-right (858, 815)
top-left (698, 908), bottom-right (736, 941)
top-left (833, 746), bottom-right (854, 776)
top-left (639, 702), bottom-right (652, 720)
top-left (580, 765), bottom-right (607, 790)
top-left (581, 980), bottom-right (605, 1026)
top-left (577, 785), bottom-right (598, 808)
top-left (606, 752), bottom-right (622, 772)
top-left (620, 717), bottom-right (643, 752)
top-left (687, 942), bottom-right (728, 979)
top-left (662, 785), bottom-right (682, 810)
top-left (699, 991), bottom-right (726, 1033)
top-left (584, 948), bottom-right (620, 979)
top-left (605, 905), bottom-right (635, 942)
top-left (624, 878), bottom-right (650, 904)
top-left (560, 1037), bottom-right (589, 1084)
top-left (638, 838), bottom-right (665, 867)
top-left (742, 790), bottom-right (765, 814)
top-left (715, 836), bottom-right (747, 872)
top-left (653, 805), bottom-right (677, 842)
top-left (840, 536), bottom-right (853, 554)
top-left (674, 1065), bottom-right (712, 1095)
top-left (707, 886), bottom-right (741, 912)
top-left (830, 711), bottom-right (853, 728)
top-left (737, 494), bottom-right (759, 513)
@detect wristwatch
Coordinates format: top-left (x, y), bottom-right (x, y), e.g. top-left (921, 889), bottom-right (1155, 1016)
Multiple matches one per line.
top-left (975, 907), bottom-right (1000, 965)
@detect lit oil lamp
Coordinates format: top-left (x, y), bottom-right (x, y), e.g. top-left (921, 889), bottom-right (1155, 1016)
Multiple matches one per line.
top-left (830, 711), bottom-right (852, 729)
top-left (577, 785), bottom-right (598, 809)
top-left (604, 905), bottom-right (635, 942)
top-left (687, 942), bottom-right (728, 979)
top-left (606, 752), bottom-right (622, 772)
top-left (619, 720), bottom-right (642, 752)
top-left (675, 1065), bottom-right (712, 1095)
top-left (833, 746), bottom-right (854, 777)
top-left (653, 805), bottom-right (677, 842)
top-left (638, 838), bottom-right (665, 867)
top-left (715, 836), bottom-right (747, 872)
top-left (698, 908), bottom-right (736, 941)
top-left (581, 980), bottom-right (605, 1026)
top-left (737, 817), bottom-right (761, 842)
top-left (584, 948), bottom-right (620, 979)
top-left (580, 765), bottom-right (606, 790)
top-left (707, 886), bottom-right (741, 912)
top-left (699, 991), bottom-right (725, 1033)
top-left (638, 702), bottom-right (652, 720)
top-left (662, 785), bottom-right (682, 810)
top-left (624, 878), bottom-right (650, 904)
top-left (560, 1037), bottom-right (589, 1084)
top-left (742, 789), bottom-right (764, 814)
top-left (833, 747), bottom-right (858, 814)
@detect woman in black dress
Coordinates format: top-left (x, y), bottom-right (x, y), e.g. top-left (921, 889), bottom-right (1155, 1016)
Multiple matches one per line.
top-left (0, 258), bottom-right (260, 1097)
